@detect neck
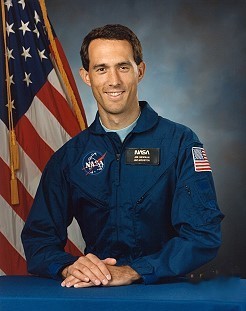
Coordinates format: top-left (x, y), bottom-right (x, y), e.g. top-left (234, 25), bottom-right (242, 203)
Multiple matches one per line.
top-left (99, 105), bottom-right (140, 130)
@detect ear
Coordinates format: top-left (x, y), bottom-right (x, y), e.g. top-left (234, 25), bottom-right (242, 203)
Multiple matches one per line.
top-left (79, 67), bottom-right (91, 87)
top-left (137, 61), bottom-right (146, 82)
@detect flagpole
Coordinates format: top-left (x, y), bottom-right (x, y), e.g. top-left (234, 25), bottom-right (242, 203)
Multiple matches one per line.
top-left (39, 0), bottom-right (86, 131)
top-left (1, 0), bottom-right (19, 205)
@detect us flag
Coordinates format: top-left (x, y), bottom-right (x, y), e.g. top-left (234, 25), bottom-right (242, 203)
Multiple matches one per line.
top-left (192, 147), bottom-right (212, 172)
top-left (0, 0), bottom-right (86, 276)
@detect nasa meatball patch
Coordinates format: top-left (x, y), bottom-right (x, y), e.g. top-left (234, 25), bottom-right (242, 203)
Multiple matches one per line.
top-left (82, 151), bottom-right (107, 176)
top-left (125, 148), bottom-right (160, 165)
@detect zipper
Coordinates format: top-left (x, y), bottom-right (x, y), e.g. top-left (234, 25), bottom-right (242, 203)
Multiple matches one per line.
top-left (185, 185), bottom-right (191, 195)
top-left (81, 188), bottom-right (106, 207)
top-left (135, 160), bottom-right (174, 206)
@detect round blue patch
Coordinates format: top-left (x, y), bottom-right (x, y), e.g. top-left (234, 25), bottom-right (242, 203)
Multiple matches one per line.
top-left (82, 151), bottom-right (106, 176)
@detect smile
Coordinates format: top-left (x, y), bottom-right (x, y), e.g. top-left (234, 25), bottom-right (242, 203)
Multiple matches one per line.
top-left (105, 91), bottom-right (124, 97)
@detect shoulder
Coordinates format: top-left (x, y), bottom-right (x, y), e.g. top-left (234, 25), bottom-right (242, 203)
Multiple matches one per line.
top-left (46, 128), bottom-right (91, 168)
top-left (157, 116), bottom-right (201, 148)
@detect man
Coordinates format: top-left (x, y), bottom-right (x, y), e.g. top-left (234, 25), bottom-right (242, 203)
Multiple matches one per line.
top-left (21, 24), bottom-right (224, 288)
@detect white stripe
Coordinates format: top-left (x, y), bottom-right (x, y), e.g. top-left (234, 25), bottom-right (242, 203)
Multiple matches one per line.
top-left (0, 195), bottom-right (26, 259)
top-left (0, 269), bottom-right (6, 276)
top-left (16, 145), bottom-right (41, 198)
top-left (48, 64), bottom-right (73, 111)
top-left (67, 218), bottom-right (85, 253)
top-left (25, 96), bottom-right (71, 152)
top-left (48, 68), bottom-right (67, 100)
top-left (0, 119), bottom-right (10, 165)
top-left (0, 119), bottom-right (41, 198)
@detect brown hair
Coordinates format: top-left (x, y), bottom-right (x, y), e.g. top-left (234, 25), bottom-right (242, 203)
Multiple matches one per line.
top-left (80, 24), bottom-right (143, 71)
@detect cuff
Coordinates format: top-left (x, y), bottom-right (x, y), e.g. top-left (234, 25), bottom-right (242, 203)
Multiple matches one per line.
top-left (48, 256), bottom-right (79, 280)
top-left (130, 257), bottom-right (158, 285)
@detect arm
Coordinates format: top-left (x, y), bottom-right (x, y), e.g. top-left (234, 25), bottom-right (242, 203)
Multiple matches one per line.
top-left (21, 155), bottom-right (113, 283)
top-left (21, 156), bottom-right (78, 279)
top-left (129, 143), bottom-right (224, 284)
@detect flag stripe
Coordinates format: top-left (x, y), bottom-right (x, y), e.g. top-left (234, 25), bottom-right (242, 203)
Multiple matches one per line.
top-left (0, 232), bottom-right (27, 275)
top-left (16, 146), bottom-right (42, 198)
top-left (37, 78), bottom-right (81, 138)
top-left (0, 157), bottom-right (33, 220)
top-left (15, 115), bottom-right (54, 172)
top-left (0, 119), bottom-right (10, 165)
top-left (25, 96), bottom-right (71, 152)
top-left (0, 196), bottom-right (26, 258)
top-left (67, 219), bottom-right (85, 254)
top-left (65, 239), bottom-right (84, 257)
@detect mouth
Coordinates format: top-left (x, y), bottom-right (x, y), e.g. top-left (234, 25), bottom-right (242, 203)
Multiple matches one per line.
top-left (105, 91), bottom-right (124, 98)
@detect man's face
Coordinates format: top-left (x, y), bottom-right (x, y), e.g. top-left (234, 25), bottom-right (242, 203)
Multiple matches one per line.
top-left (80, 39), bottom-right (145, 119)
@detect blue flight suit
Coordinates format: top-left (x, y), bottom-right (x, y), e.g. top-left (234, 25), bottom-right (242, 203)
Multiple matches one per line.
top-left (21, 101), bottom-right (224, 284)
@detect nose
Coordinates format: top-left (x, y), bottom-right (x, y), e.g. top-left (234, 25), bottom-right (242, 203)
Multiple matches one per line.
top-left (108, 68), bottom-right (121, 87)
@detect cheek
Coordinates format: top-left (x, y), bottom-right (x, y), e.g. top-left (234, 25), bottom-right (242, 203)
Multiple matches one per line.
top-left (90, 76), bottom-right (106, 90)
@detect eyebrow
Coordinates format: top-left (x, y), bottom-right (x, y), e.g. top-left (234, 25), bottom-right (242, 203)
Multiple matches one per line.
top-left (92, 63), bottom-right (107, 70)
top-left (92, 61), bottom-right (132, 70)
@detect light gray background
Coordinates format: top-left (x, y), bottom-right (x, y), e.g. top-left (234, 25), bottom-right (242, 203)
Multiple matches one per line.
top-left (46, 0), bottom-right (246, 278)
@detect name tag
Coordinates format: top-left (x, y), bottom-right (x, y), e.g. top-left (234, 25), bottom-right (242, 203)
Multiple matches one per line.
top-left (125, 148), bottom-right (160, 165)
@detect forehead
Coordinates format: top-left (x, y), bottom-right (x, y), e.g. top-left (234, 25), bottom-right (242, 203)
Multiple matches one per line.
top-left (88, 39), bottom-right (134, 64)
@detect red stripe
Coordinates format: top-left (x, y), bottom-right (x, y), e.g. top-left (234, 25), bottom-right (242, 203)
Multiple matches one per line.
top-left (196, 161), bottom-right (210, 165)
top-left (37, 81), bottom-right (82, 137)
top-left (0, 157), bottom-right (33, 221)
top-left (15, 115), bottom-right (54, 172)
top-left (0, 232), bottom-right (28, 275)
top-left (65, 240), bottom-right (83, 257)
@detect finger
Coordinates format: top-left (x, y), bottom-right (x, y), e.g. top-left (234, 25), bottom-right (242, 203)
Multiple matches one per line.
top-left (102, 258), bottom-right (117, 266)
top-left (61, 276), bottom-right (79, 288)
top-left (61, 274), bottom-right (89, 288)
top-left (74, 281), bottom-right (95, 288)
top-left (69, 261), bottom-right (106, 286)
top-left (85, 253), bottom-right (112, 282)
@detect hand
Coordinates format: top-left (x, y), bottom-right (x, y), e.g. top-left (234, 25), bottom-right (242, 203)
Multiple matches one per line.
top-left (61, 253), bottom-right (116, 288)
top-left (105, 265), bottom-right (141, 286)
top-left (71, 265), bottom-right (141, 288)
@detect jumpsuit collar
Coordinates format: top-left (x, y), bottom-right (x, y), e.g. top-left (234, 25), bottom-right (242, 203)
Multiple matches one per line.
top-left (89, 101), bottom-right (159, 135)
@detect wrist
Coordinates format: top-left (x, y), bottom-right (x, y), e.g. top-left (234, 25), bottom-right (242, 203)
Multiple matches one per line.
top-left (127, 266), bottom-right (141, 282)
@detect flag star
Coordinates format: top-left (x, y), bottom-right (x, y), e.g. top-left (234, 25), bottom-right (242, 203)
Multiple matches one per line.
top-left (23, 72), bottom-right (32, 87)
top-left (33, 26), bottom-right (40, 38)
top-left (9, 75), bottom-right (15, 85)
top-left (43, 25), bottom-right (47, 35)
top-left (6, 22), bottom-right (15, 36)
top-left (18, 0), bottom-right (25, 9)
top-left (7, 48), bottom-right (15, 60)
top-left (34, 10), bottom-right (41, 24)
top-left (4, 0), bottom-right (13, 11)
top-left (21, 46), bottom-right (32, 61)
top-left (19, 20), bottom-right (31, 35)
top-left (5, 100), bottom-right (16, 110)
top-left (38, 49), bottom-right (48, 61)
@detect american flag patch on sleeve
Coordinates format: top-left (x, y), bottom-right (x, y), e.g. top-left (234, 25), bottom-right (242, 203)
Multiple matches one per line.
top-left (192, 147), bottom-right (212, 172)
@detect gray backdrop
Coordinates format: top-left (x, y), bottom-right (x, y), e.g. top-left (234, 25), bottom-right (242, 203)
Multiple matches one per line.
top-left (46, 0), bottom-right (246, 278)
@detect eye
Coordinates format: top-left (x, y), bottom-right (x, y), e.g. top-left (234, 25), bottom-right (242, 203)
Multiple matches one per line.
top-left (96, 67), bottom-right (106, 73)
top-left (120, 66), bottom-right (129, 72)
